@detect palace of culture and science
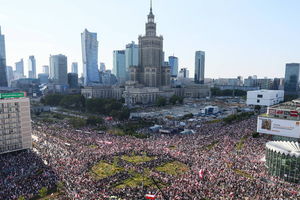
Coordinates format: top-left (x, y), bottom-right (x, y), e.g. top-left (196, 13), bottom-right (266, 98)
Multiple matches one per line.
top-left (129, 4), bottom-right (170, 88)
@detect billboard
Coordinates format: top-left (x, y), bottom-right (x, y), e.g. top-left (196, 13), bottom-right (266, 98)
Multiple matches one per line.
top-left (0, 92), bottom-right (26, 99)
top-left (257, 116), bottom-right (300, 138)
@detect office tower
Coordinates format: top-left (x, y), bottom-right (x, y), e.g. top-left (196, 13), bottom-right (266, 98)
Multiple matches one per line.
top-left (81, 29), bottom-right (100, 86)
top-left (42, 65), bottom-right (49, 74)
top-left (68, 73), bottom-right (78, 88)
top-left (6, 66), bottom-right (13, 87)
top-left (178, 68), bottom-right (189, 78)
top-left (125, 41), bottom-right (138, 71)
top-left (0, 27), bottom-right (8, 87)
top-left (0, 93), bottom-right (32, 154)
top-left (195, 51), bottom-right (205, 84)
top-left (15, 59), bottom-right (25, 78)
top-left (38, 73), bottom-right (49, 84)
top-left (113, 50), bottom-right (126, 83)
top-left (284, 63), bottom-right (300, 95)
top-left (99, 62), bottom-right (106, 72)
top-left (71, 62), bottom-right (78, 74)
top-left (49, 54), bottom-right (68, 85)
top-left (129, 3), bottom-right (170, 87)
top-left (28, 56), bottom-right (36, 79)
top-left (169, 56), bottom-right (178, 77)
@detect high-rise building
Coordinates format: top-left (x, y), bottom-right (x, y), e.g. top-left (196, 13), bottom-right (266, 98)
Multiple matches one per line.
top-left (169, 56), bottom-right (178, 77)
top-left (38, 73), bottom-right (49, 84)
top-left (113, 50), bottom-right (126, 83)
top-left (0, 27), bottom-right (8, 87)
top-left (68, 73), bottom-right (79, 88)
top-left (15, 59), bottom-right (25, 79)
top-left (99, 62), bottom-right (106, 72)
top-left (81, 29), bottom-right (100, 86)
top-left (28, 56), bottom-right (36, 79)
top-left (195, 51), bottom-right (205, 84)
top-left (0, 93), bottom-right (32, 154)
top-left (284, 63), bottom-right (300, 95)
top-left (42, 65), bottom-right (49, 75)
top-left (178, 68), bottom-right (189, 79)
top-left (6, 66), bottom-right (14, 87)
top-left (125, 41), bottom-right (138, 77)
top-left (71, 62), bottom-right (78, 74)
top-left (49, 54), bottom-right (68, 85)
top-left (129, 3), bottom-right (170, 87)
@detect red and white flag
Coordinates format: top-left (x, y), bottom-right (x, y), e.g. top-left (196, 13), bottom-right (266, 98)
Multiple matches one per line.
top-left (199, 169), bottom-right (205, 179)
top-left (145, 194), bottom-right (156, 199)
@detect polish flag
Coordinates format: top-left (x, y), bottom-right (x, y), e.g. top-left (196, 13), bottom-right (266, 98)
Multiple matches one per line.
top-left (145, 194), bottom-right (156, 199)
top-left (199, 169), bottom-right (205, 179)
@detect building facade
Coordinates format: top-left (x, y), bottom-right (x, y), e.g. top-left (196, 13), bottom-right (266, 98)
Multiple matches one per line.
top-left (81, 85), bottom-right (124, 100)
top-left (178, 68), bottom-right (189, 79)
top-left (99, 62), bottom-right (106, 72)
top-left (0, 94), bottom-right (32, 154)
top-left (169, 56), bottom-right (178, 77)
top-left (246, 90), bottom-right (284, 106)
top-left (284, 63), bottom-right (300, 95)
top-left (6, 66), bottom-right (14, 87)
top-left (125, 41), bottom-right (139, 80)
top-left (195, 51), bottom-right (205, 84)
top-left (42, 65), bottom-right (49, 75)
top-left (49, 54), bottom-right (68, 85)
top-left (113, 50), bottom-right (126, 83)
top-left (81, 29), bottom-right (100, 86)
top-left (0, 27), bottom-right (8, 87)
top-left (71, 62), bottom-right (78, 74)
top-left (129, 5), bottom-right (170, 87)
top-left (68, 73), bottom-right (79, 88)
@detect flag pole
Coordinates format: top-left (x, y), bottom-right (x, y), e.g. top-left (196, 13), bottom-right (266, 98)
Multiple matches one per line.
top-left (151, 177), bottom-right (169, 200)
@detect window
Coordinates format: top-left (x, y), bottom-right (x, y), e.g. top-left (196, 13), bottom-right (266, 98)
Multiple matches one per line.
top-left (257, 100), bottom-right (260, 103)
top-left (257, 94), bottom-right (263, 98)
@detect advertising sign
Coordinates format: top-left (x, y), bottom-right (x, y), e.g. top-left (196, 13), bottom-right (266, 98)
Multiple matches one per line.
top-left (0, 92), bottom-right (26, 99)
top-left (257, 116), bottom-right (300, 138)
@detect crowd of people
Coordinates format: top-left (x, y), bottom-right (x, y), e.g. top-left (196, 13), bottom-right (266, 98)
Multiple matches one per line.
top-left (1, 115), bottom-right (300, 199)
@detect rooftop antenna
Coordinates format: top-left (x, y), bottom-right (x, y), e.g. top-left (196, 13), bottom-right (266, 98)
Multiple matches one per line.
top-left (150, 0), bottom-right (153, 12)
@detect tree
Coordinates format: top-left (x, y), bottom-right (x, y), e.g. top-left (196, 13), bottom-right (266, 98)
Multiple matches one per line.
top-left (43, 94), bottom-right (64, 106)
top-left (156, 96), bottom-right (167, 107)
top-left (69, 118), bottom-right (86, 128)
top-left (57, 181), bottom-right (64, 192)
top-left (86, 116), bottom-right (104, 126)
top-left (17, 196), bottom-right (25, 200)
top-left (39, 187), bottom-right (48, 198)
top-left (169, 95), bottom-right (179, 105)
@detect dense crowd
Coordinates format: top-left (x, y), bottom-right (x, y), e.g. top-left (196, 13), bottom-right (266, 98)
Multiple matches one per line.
top-left (1, 116), bottom-right (300, 199)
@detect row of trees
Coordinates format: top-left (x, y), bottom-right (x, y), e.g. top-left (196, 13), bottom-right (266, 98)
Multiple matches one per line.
top-left (156, 95), bottom-right (184, 107)
top-left (211, 88), bottom-right (247, 97)
top-left (223, 112), bottom-right (255, 124)
top-left (41, 94), bottom-right (130, 120)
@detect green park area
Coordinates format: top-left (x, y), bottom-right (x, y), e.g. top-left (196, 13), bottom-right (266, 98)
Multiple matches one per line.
top-left (90, 161), bottom-right (124, 180)
top-left (121, 154), bottom-right (156, 164)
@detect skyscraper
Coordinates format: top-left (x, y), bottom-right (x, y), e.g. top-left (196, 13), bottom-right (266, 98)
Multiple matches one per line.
top-left (28, 56), bottom-right (36, 79)
top-left (168, 56), bottom-right (178, 77)
top-left (125, 41), bottom-right (138, 78)
top-left (49, 54), bottom-right (68, 85)
top-left (42, 65), bottom-right (49, 74)
top-left (71, 62), bottom-right (78, 74)
top-left (15, 59), bottom-right (25, 79)
top-left (284, 63), bottom-right (300, 95)
top-left (81, 29), bottom-right (100, 86)
top-left (99, 62), bottom-right (106, 72)
top-left (6, 66), bottom-right (13, 87)
top-left (129, 2), bottom-right (170, 87)
top-left (0, 27), bottom-right (8, 87)
top-left (195, 51), bottom-right (205, 84)
top-left (113, 50), bottom-right (126, 83)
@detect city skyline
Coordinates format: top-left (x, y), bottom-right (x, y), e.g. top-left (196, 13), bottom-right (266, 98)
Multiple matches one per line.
top-left (1, 0), bottom-right (300, 78)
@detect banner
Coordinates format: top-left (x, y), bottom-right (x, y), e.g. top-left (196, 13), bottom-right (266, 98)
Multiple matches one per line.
top-left (257, 116), bottom-right (300, 138)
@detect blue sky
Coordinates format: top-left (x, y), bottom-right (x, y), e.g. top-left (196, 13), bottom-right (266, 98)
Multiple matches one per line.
top-left (1, 0), bottom-right (300, 78)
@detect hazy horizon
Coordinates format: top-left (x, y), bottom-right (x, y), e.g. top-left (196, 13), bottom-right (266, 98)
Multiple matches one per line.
top-left (1, 0), bottom-right (300, 79)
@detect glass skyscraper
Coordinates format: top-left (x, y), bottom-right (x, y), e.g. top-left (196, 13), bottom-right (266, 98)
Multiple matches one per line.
top-left (284, 63), bottom-right (300, 95)
top-left (125, 41), bottom-right (138, 71)
top-left (195, 51), bottom-right (205, 84)
top-left (113, 50), bottom-right (126, 83)
top-left (81, 29), bottom-right (100, 86)
top-left (71, 62), bottom-right (78, 74)
top-left (28, 55), bottom-right (36, 79)
top-left (0, 27), bottom-right (8, 87)
top-left (49, 54), bottom-right (68, 85)
top-left (168, 56), bottom-right (178, 77)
